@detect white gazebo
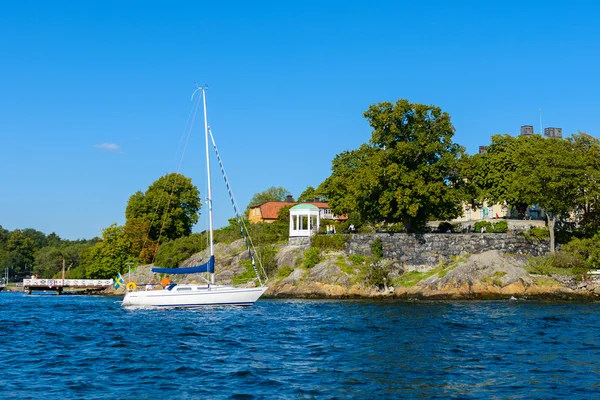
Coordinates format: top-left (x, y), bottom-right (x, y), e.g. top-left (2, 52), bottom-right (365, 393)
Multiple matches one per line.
top-left (289, 204), bottom-right (321, 237)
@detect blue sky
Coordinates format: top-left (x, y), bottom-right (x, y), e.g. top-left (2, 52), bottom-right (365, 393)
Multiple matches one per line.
top-left (2, 1), bottom-right (599, 240)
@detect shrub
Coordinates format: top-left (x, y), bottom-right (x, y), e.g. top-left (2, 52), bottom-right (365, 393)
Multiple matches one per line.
top-left (311, 234), bottom-right (348, 251)
top-left (255, 245), bottom-right (278, 277)
top-left (303, 247), bottom-right (321, 268)
top-left (526, 251), bottom-right (587, 279)
top-left (438, 221), bottom-right (454, 233)
top-left (246, 221), bottom-right (289, 245)
top-left (275, 265), bottom-right (294, 280)
top-left (492, 220), bottom-right (508, 233)
top-left (371, 238), bottom-right (383, 259)
top-left (562, 234), bottom-right (600, 269)
top-left (154, 233), bottom-right (206, 269)
top-left (232, 260), bottom-right (259, 284)
top-left (523, 227), bottom-right (550, 241)
top-left (365, 261), bottom-right (389, 289)
top-left (474, 221), bottom-right (493, 233)
top-left (212, 218), bottom-right (243, 244)
top-left (386, 222), bottom-right (405, 233)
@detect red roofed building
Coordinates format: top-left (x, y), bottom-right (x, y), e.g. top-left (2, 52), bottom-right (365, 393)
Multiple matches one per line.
top-left (248, 200), bottom-right (347, 224)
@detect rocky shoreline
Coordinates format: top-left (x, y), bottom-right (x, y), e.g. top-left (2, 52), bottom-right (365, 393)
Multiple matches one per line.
top-left (111, 239), bottom-right (600, 301)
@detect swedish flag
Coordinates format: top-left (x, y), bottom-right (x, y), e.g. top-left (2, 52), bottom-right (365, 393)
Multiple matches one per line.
top-left (113, 273), bottom-right (124, 289)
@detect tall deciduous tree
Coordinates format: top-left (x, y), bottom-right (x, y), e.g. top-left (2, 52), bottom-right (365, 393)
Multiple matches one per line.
top-left (125, 173), bottom-right (201, 243)
top-left (33, 247), bottom-right (63, 278)
top-left (4, 230), bottom-right (36, 276)
top-left (298, 186), bottom-right (321, 202)
top-left (512, 135), bottom-right (579, 252)
top-left (320, 100), bottom-right (465, 232)
top-left (472, 134), bottom-right (582, 252)
top-left (82, 224), bottom-right (136, 279)
top-left (247, 186), bottom-right (290, 207)
top-left (569, 132), bottom-right (600, 234)
top-left (468, 134), bottom-right (530, 218)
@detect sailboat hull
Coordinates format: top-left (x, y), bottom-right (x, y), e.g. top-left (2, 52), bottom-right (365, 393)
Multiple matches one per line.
top-left (122, 285), bottom-right (268, 308)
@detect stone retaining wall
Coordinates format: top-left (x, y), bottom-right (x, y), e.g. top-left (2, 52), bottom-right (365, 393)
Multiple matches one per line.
top-left (346, 233), bottom-right (549, 267)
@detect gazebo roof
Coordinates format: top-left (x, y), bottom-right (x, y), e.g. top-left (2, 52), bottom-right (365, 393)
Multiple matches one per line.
top-left (290, 204), bottom-right (319, 211)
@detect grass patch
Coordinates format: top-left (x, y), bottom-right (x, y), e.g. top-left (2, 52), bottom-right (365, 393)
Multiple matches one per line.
top-left (482, 275), bottom-right (503, 287)
top-left (275, 265), bottom-right (295, 280)
top-left (534, 276), bottom-right (560, 287)
top-left (394, 256), bottom-right (465, 287)
top-left (526, 255), bottom-right (578, 277)
top-left (340, 264), bottom-right (361, 275)
top-left (348, 254), bottom-right (366, 265)
top-left (394, 271), bottom-right (427, 288)
top-left (232, 260), bottom-right (259, 284)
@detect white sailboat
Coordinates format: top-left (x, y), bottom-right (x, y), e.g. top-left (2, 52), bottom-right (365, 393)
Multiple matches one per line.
top-left (122, 87), bottom-right (268, 307)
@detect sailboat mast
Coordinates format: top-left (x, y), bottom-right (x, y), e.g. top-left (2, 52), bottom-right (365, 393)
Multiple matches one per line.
top-left (201, 88), bottom-right (215, 284)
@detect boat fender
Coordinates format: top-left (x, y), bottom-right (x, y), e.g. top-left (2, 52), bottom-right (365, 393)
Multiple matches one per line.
top-left (126, 282), bottom-right (137, 291)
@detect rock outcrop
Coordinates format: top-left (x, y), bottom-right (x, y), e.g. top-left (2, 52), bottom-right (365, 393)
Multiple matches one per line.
top-left (112, 236), bottom-right (599, 300)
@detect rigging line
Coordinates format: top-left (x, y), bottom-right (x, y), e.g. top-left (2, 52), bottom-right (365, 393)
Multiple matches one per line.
top-left (150, 93), bottom-right (203, 263)
top-left (137, 95), bottom-right (202, 263)
top-left (208, 126), bottom-right (268, 285)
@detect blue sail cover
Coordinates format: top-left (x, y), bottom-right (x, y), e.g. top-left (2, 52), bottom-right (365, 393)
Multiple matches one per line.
top-left (152, 256), bottom-right (215, 275)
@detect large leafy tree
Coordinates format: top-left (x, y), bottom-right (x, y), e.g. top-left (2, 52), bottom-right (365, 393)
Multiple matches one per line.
top-left (467, 134), bottom-right (531, 218)
top-left (0, 225), bottom-right (9, 249)
top-left (320, 100), bottom-right (465, 232)
top-left (33, 242), bottom-right (94, 278)
top-left (33, 247), bottom-right (63, 278)
top-left (82, 224), bottom-right (137, 279)
top-left (298, 186), bottom-right (322, 202)
top-left (125, 173), bottom-right (201, 243)
top-left (569, 132), bottom-right (600, 234)
top-left (2, 230), bottom-right (37, 276)
top-left (511, 135), bottom-right (579, 252)
top-left (472, 134), bottom-right (581, 252)
top-left (247, 186), bottom-right (290, 207)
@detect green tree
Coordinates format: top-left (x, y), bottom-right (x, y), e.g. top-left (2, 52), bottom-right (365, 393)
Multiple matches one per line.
top-left (320, 100), bottom-right (465, 232)
top-left (82, 224), bottom-right (136, 279)
top-left (154, 233), bottom-right (207, 269)
top-left (247, 186), bottom-right (290, 208)
top-left (469, 134), bottom-right (530, 218)
top-left (21, 228), bottom-right (48, 249)
top-left (474, 134), bottom-right (581, 252)
top-left (46, 233), bottom-right (62, 248)
top-left (123, 217), bottom-right (156, 263)
top-left (298, 186), bottom-right (322, 202)
top-left (276, 204), bottom-right (294, 223)
top-left (569, 132), bottom-right (600, 235)
top-left (0, 225), bottom-right (9, 249)
top-left (5, 230), bottom-right (36, 276)
top-left (515, 136), bottom-right (580, 252)
top-left (125, 173), bottom-right (201, 243)
top-left (33, 246), bottom-right (63, 278)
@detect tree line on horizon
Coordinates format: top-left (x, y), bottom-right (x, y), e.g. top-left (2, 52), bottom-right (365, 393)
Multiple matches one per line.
top-left (3, 98), bottom-right (600, 280)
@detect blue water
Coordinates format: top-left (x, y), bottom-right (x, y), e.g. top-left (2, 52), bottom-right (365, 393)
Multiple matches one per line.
top-left (1, 293), bottom-right (600, 399)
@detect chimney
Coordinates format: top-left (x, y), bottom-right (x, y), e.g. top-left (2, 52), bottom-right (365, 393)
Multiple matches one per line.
top-left (286, 195), bottom-right (294, 203)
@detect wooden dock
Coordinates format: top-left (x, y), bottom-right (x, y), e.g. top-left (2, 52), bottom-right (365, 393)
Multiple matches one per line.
top-left (23, 278), bottom-right (114, 295)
